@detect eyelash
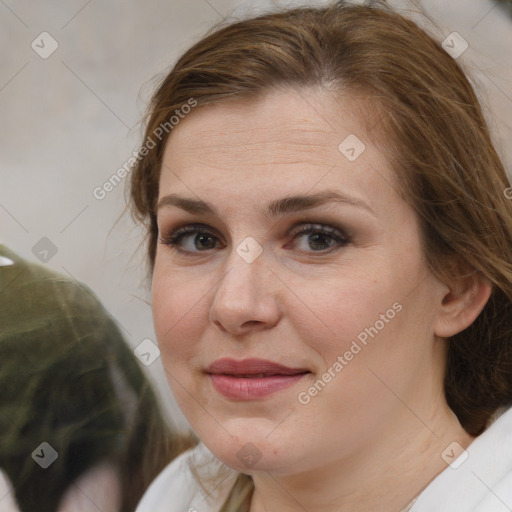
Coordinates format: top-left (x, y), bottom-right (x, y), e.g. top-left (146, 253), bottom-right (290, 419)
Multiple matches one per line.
top-left (158, 222), bottom-right (350, 256)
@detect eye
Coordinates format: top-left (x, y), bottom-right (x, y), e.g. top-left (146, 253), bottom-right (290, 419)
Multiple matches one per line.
top-left (158, 223), bottom-right (222, 254)
top-left (287, 223), bottom-right (349, 253)
top-left (158, 222), bottom-right (349, 255)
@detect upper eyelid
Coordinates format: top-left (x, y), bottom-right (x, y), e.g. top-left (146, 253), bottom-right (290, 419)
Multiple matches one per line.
top-left (162, 220), bottom-right (347, 236)
top-left (161, 222), bottom-right (349, 246)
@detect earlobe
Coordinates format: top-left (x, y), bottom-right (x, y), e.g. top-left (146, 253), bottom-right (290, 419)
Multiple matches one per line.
top-left (434, 269), bottom-right (493, 338)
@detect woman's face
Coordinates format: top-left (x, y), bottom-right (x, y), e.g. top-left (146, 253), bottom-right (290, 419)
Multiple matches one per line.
top-left (152, 88), bottom-right (450, 475)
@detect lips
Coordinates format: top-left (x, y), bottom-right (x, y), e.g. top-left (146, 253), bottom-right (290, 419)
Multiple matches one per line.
top-left (205, 358), bottom-right (310, 400)
top-left (206, 358), bottom-right (309, 376)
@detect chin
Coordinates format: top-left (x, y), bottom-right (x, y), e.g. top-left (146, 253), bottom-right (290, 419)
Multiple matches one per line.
top-left (196, 419), bottom-right (296, 474)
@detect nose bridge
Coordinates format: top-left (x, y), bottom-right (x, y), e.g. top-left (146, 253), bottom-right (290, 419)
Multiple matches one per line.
top-left (209, 242), bottom-right (279, 332)
top-left (215, 245), bottom-right (266, 306)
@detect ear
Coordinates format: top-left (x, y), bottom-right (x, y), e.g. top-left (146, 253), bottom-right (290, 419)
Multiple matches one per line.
top-left (434, 266), bottom-right (492, 338)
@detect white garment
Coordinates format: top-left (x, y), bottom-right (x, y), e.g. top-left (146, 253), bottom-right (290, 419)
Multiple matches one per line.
top-left (135, 407), bottom-right (512, 512)
top-left (135, 442), bottom-right (239, 512)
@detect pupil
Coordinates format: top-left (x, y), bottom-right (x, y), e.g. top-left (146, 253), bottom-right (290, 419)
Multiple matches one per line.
top-left (309, 233), bottom-right (330, 250)
top-left (197, 234), bottom-right (214, 249)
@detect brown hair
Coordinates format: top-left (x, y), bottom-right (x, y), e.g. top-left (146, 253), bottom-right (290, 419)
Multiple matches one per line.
top-left (129, 0), bottom-right (512, 441)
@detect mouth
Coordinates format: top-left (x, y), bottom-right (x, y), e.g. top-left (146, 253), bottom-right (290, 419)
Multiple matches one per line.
top-left (205, 358), bottom-right (311, 400)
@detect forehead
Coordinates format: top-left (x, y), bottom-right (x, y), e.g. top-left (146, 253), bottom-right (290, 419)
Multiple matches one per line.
top-left (159, 88), bottom-right (397, 209)
top-left (165, 88), bottom-right (371, 160)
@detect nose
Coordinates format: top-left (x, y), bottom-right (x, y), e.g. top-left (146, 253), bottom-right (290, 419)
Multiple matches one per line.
top-left (208, 248), bottom-right (281, 336)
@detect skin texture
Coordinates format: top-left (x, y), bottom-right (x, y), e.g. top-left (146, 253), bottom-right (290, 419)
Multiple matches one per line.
top-left (151, 88), bottom-right (491, 512)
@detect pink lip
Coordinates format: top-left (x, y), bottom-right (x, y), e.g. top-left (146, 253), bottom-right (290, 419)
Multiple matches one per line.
top-left (205, 358), bottom-right (310, 400)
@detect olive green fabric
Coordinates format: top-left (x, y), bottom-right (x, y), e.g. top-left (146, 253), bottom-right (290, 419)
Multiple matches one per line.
top-left (0, 245), bottom-right (135, 512)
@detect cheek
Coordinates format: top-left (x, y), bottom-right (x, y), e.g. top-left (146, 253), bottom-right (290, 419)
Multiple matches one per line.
top-left (151, 269), bottom-right (213, 415)
top-left (151, 266), bottom-right (209, 367)
top-left (300, 273), bottom-right (398, 359)
top-left (300, 261), bottom-right (429, 389)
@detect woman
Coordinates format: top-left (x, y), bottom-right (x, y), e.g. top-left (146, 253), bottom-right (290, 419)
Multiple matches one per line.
top-left (130, 2), bottom-right (512, 511)
top-left (0, 245), bottom-right (194, 512)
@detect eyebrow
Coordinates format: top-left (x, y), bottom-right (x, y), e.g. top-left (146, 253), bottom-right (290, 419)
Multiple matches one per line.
top-left (157, 191), bottom-right (376, 217)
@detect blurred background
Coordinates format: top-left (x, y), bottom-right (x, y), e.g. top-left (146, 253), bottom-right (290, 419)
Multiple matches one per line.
top-left (1, 0), bottom-right (511, 433)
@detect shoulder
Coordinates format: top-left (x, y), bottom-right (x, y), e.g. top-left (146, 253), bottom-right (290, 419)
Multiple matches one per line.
top-left (135, 443), bottom-right (240, 512)
top-left (412, 406), bottom-right (512, 512)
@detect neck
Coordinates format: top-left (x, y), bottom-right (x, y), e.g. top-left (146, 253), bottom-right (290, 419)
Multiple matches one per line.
top-left (248, 403), bottom-right (474, 512)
